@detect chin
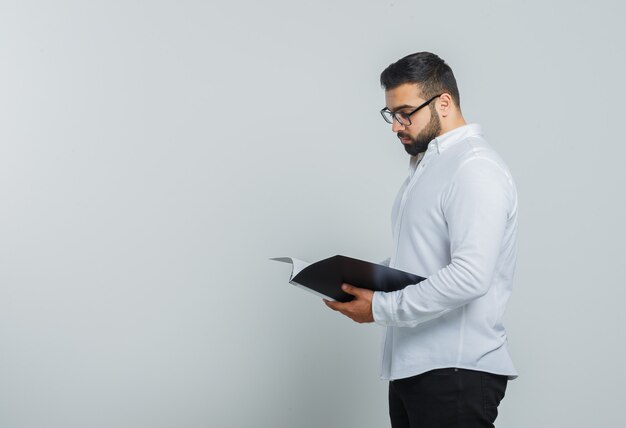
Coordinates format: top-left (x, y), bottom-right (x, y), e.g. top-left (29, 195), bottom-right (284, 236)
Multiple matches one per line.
top-left (404, 143), bottom-right (428, 156)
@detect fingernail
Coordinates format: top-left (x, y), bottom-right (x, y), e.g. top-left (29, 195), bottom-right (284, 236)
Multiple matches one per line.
top-left (341, 284), bottom-right (348, 290)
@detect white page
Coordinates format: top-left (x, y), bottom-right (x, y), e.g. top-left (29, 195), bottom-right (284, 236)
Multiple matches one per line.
top-left (270, 257), bottom-right (310, 280)
top-left (270, 257), bottom-right (336, 301)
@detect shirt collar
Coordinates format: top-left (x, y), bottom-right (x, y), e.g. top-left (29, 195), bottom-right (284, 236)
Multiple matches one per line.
top-left (408, 124), bottom-right (482, 172)
top-left (433, 123), bottom-right (483, 153)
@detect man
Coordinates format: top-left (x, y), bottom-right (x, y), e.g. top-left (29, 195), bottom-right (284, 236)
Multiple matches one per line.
top-left (324, 52), bottom-right (518, 427)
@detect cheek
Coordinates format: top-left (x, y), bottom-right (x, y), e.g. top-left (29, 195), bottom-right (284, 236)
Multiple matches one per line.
top-left (406, 123), bottom-right (423, 136)
top-left (411, 111), bottom-right (432, 130)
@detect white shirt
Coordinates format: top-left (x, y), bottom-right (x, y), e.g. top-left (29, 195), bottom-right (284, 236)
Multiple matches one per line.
top-left (372, 124), bottom-right (518, 381)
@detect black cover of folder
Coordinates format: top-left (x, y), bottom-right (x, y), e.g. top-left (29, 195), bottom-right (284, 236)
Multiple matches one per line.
top-left (274, 255), bottom-right (426, 302)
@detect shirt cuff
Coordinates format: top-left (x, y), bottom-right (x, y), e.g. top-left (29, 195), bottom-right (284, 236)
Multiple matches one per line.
top-left (372, 291), bottom-right (395, 326)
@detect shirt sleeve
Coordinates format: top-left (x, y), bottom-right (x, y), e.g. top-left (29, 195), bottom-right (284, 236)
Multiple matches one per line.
top-left (372, 157), bottom-right (515, 328)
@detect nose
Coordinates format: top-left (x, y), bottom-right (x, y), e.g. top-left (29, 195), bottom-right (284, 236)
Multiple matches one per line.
top-left (391, 118), bottom-right (405, 133)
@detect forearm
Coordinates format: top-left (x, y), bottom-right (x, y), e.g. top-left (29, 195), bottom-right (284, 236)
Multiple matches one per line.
top-left (372, 258), bottom-right (494, 327)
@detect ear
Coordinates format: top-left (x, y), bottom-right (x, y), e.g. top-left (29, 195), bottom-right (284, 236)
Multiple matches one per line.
top-left (437, 93), bottom-right (454, 118)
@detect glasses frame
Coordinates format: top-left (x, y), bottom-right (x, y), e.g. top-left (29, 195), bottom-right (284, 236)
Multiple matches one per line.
top-left (380, 94), bottom-right (442, 126)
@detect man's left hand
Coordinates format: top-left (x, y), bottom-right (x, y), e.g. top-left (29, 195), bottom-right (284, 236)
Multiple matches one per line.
top-left (323, 283), bottom-right (375, 324)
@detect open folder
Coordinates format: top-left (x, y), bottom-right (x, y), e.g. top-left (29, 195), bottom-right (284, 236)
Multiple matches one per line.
top-left (272, 255), bottom-right (426, 302)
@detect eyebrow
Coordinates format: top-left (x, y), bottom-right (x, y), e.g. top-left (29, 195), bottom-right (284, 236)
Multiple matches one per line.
top-left (386, 104), bottom-right (417, 112)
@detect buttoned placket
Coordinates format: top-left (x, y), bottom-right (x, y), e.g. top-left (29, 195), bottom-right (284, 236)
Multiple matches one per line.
top-left (381, 146), bottom-right (437, 379)
top-left (389, 147), bottom-right (436, 269)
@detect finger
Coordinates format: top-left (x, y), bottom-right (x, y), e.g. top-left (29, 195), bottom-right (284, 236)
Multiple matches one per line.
top-left (323, 299), bottom-right (343, 311)
top-left (341, 283), bottom-right (363, 297)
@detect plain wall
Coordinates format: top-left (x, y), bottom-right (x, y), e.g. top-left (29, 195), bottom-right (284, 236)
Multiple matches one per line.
top-left (1, 1), bottom-right (624, 427)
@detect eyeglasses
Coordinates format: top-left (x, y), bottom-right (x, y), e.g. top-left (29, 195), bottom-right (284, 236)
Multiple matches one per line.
top-left (380, 95), bottom-right (441, 126)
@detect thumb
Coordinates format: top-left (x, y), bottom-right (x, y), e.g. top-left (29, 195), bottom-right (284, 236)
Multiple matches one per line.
top-left (341, 283), bottom-right (362, 297)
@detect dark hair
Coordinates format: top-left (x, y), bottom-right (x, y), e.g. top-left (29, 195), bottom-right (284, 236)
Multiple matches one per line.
top-left (380, 52), bottom-right (460, 108)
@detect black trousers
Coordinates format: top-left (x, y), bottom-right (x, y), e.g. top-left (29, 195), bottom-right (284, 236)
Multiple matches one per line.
top-left (388, 368), bottom-right (507, 428)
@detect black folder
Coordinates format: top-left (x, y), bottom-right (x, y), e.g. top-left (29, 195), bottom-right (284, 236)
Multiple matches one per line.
top-left (272, 255), bottom-right (426, 302)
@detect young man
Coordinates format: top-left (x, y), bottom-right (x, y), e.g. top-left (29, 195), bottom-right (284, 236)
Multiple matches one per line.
top-left (324, 52), bottom-right (518, 427)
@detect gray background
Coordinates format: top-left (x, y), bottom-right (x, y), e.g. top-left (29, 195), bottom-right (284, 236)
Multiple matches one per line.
top-left (1, 1), bottom-right (624, 427)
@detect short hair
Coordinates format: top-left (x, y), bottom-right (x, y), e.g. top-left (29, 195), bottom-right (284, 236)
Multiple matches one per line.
top-left (380, 52), bottom-right (461, 108)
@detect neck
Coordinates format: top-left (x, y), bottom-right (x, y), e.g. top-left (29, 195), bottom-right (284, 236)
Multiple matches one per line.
top-left (439, 115), bottom-right (467, 136)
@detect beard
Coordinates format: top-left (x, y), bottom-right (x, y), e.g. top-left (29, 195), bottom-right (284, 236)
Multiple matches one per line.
top-left (398, 110), bottom-right (442, 156)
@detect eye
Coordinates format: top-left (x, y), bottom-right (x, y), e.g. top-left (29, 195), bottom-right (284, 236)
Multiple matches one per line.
top-left (397, 112), bottom-right (410, 120)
